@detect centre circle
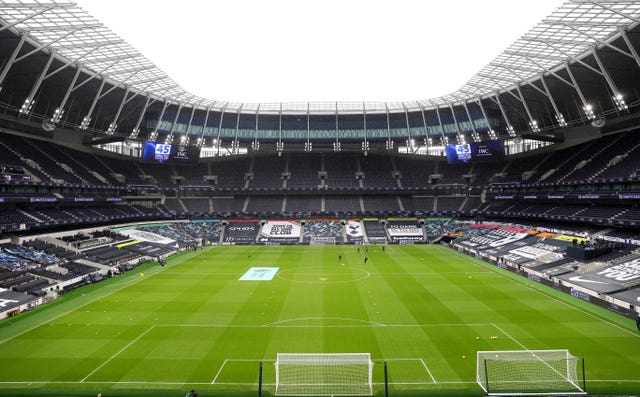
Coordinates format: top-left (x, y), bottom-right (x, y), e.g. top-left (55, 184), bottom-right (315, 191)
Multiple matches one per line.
top-left (277, 265), bottom-right (370, 284)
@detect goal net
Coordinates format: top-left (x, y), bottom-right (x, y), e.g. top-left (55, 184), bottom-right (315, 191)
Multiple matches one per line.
top-left (275, 353), bottom-right (374, 396)
top-left (310, 237), bottom-right (336, 246)
top-left (477, 350), bottom-right (586, 396)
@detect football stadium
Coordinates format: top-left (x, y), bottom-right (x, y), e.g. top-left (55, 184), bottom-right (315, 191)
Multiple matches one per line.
top-left (0, 1), bottom-right (640, 396)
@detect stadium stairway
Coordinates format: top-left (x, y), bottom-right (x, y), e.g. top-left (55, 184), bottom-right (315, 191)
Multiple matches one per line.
top-left (23, 138), bottom-right (88, 185)
top-left (537, 141), bottom-right (595, 182)
top-left (591, 138), bottom-right (640, 180)
top-left (558, 132), bottom-right (627, 182)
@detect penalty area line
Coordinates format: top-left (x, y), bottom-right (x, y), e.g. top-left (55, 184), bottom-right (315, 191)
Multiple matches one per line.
top-left (440, 246), bottom-right (640, 339)
top-left (420, 358), bottom-right (437, 383)
top-left (211, 359), bottom-right (228, 384)
top-left (80, 325), bottom-right (155, 383)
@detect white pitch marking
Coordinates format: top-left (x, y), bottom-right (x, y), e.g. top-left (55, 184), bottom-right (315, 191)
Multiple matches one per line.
top-left (211, 359), bottom-right (228, 384)
top-left (420, 358), bottom-right (437, 383)
top-left (490, 323), bottom-right (529, 351)
top-left (0, 379), bottom-right (637, 386)
top-left (440, 246), bottom-right (640, 339)
top-left (152, 322), bottom-right (495, 329)
top-left (80, 325), bottom-right (155, 382)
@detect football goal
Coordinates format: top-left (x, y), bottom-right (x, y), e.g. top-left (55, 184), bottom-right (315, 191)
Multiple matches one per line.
top-left (274, 353), bottom-right (374, 396)
top-left (309, 237), bottom-right (336, 246)
top-left (476, 350), bottom-right (586, 395)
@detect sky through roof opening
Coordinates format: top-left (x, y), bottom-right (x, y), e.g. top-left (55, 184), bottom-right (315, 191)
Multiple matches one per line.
top-left (75, 0), bottom-right (564, 103)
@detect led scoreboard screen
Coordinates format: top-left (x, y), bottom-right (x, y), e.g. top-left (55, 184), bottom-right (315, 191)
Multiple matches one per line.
top-left (140, 142), bottom-right (200, 164)
top-left (445, 140), bottom-right (504, 164)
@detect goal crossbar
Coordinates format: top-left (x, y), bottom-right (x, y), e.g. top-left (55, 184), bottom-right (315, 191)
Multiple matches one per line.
top-left (477, 350), bottom-right (586, 396)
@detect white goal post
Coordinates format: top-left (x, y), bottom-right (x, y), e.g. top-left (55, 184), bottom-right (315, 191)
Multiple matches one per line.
top-left (275, 353), bottom-right (374, 396)
top-left (477, 350), bottom-right (586, 396)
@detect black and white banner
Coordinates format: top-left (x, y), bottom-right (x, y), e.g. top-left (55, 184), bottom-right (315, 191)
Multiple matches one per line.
top-left (258, 220), bottom-right (301, 243)
top-left (224, 221), bottom-right (260, 243)
top-left (119, 229), bottom-right (176, 245)
top-left (363, 221), bottom-right (388, 239)
top-left (386, 221), bottom-right (424, 241)
top-left (560, 255), bottom-right (640, 293)
top-left (346, 220), bottom-right (364, 242)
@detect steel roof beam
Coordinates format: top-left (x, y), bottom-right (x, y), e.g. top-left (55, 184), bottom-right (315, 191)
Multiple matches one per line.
top-left (107, 85), bottom-right (130, 134)
top-left (18, 22), bottom-right (102, 32)
top-left (542, 19), bottom-right (626, 27)
top-left (489, 62), bottom-right (540, 74)
top-left (197, 105), bottom-right (212, 147)
top-left (0, 5), bottom-right (59, 33)
top-left (84, 53), bottom-right (140, 65)
top-left (586, 1), bottom-right (640, 25)
top-left (14, 27), bottom-right (87, 62)
top-left (488, 64), bottom-right (550, 98)
top-left (51, 39), bottom-right (123, 50)
top-left (559, 22), bottom-right (635, 59)
top-left (417, 103), bottom-right (430, 149)
top-left (216, 105), bottom-right (227, 156)
top-left (1, 3), bottom-right (76, 10)
top-left (503, 50), bottom-right (565, 61)
top-left (0, 33), bottom-right (26, 88)
top-left (43, 44), bottom-right (105, 79)
top-left (591, 48), bottom-right (621, 95)
top-left (79, 79), bottom-right (106, 129)
top-left (431, 100), bottom-right (447, 143)
top-left (538, 74), bottom-right (565, 125)
top-left (184, 101), bottom-right (201, 136)
top-left (22, 50), bottom-right (56, 111)
top-left (475, 99), bottom-right (495, 135)
top-left (540, 40), bottom-right (604, 75)
top-left (493, 93), bottom-right (516, 136)
top-left (618, 27), bottom-right (640, 68)
top-left (131, 96), bottom-right (156, 138)
top-left (564, 62), bottom-right (591, 115)
top-left (506, 51), bottom-right (576, 88)
top-left (521, 36), bottom-right (592, 47)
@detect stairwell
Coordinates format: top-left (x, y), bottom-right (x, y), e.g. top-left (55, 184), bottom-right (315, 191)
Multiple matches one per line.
top-left (538, 144), bottom-right (593, 182)
top-left (178, 198), bottom-right (188, 213)
top-left (18, 209), bottom-right (43, 222)
top-left (24, 138), bottom-right (89, 184)
top-left (55, 146), bottom-right (106, 184)
top-left (591, 139), bottom-right (640, 180)
top-left (355, 156), bottom-right (364, 188)
top-left (0, 140), bottom-right (47, 182)
top-left (95, 156), bottom-right (121, 184)
top-left (243, 157), bottom-right (255, 189)
top-left (558, 133), bottom-right (626, 182)
top-left (458, 196), bottom-right (469, 211)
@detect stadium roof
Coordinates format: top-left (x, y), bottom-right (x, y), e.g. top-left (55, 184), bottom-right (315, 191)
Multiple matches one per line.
top-left (0, 0), bottom-right (639, 114)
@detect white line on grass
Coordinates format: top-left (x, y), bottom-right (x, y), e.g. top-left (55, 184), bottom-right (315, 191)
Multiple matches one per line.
top-left (80, 325), bottom-right (156, 383)
top-left (0, 250), bottom-right (197, 347)
top-left (490, 323), bottom-right (529, 350)
top-left (210, 359), bottom-right (228, 384)
top-left (152, 322), bottom-right (496, 329)
top-left (0, 379), bottom-right (637, 385)
top-left (419, 358), bottom-right (437, 383)
top-left (490, 323), bottom-right (584, 391)
top-left (379, 358), bottom-right (437, 383)
top-left (439, 246), bottom-right (640, 339)
top-left (368, 271), bottom-right (487, 275)
top-left (262, 316), bottom-right (385, 327)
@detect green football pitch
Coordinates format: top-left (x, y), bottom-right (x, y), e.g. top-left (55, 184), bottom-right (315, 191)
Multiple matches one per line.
top-left (0, 245), bottom-right (639, 397)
